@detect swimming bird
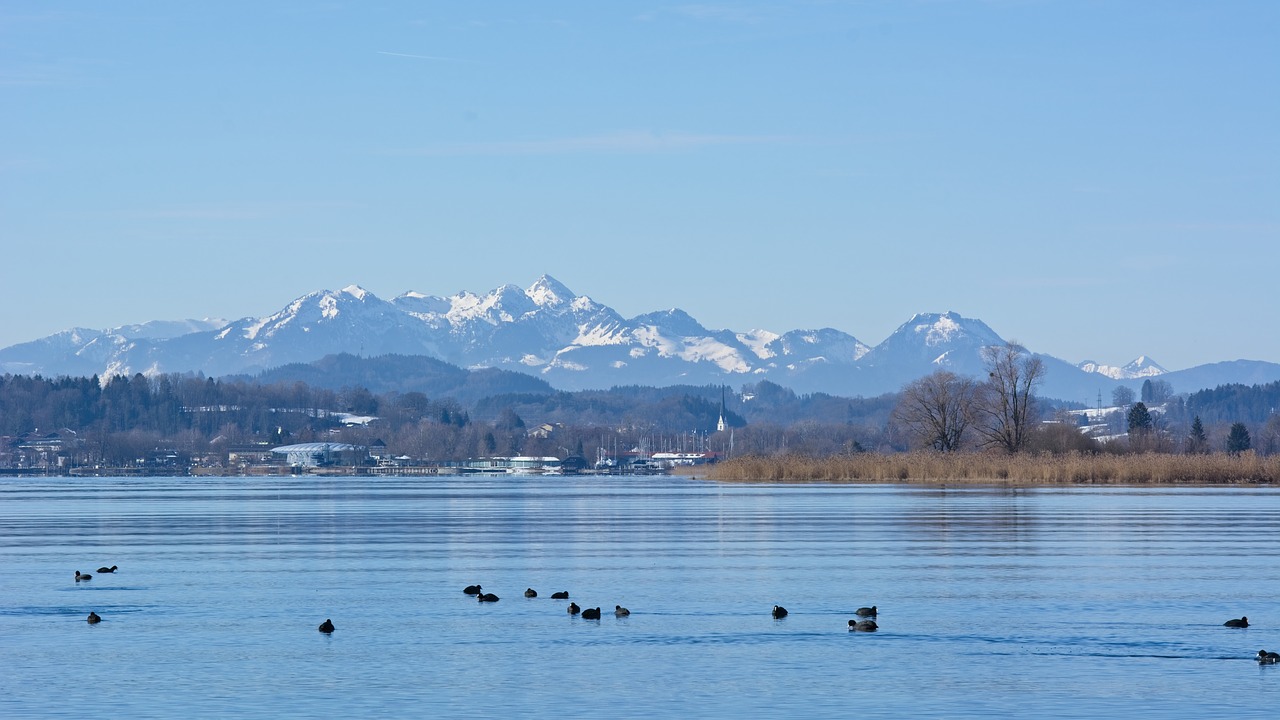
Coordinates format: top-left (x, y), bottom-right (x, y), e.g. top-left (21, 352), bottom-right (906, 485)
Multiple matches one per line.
top-left (581, 607), bottom-right (602, 620)
top-left (478, 592), bottom-right (500, 602)
top-left (75, 571), bottom-right (91, 582)
top-left (463, 584), bottom-right (482, 595)
top-left (855, 606), bottom-right (877, 617)
top-left (1224, 616), bottom-right (1249, 628)
top-left (1258, 650), bottom-right (1280, 664)
top-left (772, 605), bottom-right (788, 619)
top-left (97, 565), bottom-right (117, 574)
top-left (849, 619), bottom-right (878, 632)
top-left (318, 619), bottom-right (335, 633)
top-left (615, 605), bottom-right (630, 617)
top-left (550, 591), bottom-right (569, 599)
top-left (568, 602), bottom-right (581, 615)
top-left (524, 588), bottom-right (537, 598)
top-left (87, 612), bottom-right (101, 624)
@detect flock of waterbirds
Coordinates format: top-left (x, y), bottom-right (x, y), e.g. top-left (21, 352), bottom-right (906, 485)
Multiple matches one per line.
top-left (770, 602), bottom-right (878, 631)
top-left (72, 570), bottom-right (1278, 662)
top-left (462, 584), bottom-right (629, 620)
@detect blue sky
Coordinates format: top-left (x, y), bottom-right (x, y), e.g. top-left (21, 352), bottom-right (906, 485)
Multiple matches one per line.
top-left (2, 1), bottom-right (1276, 371)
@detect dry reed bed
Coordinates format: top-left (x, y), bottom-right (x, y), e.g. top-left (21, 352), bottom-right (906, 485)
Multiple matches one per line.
top-left (707, 451), bottom-right (1280, 486)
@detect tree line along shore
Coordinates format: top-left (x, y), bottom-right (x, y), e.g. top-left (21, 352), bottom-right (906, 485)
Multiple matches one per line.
top-left (705, 451), bottom-right (1280, 486)
top-left (2, 341), bottom-right (1278, 476)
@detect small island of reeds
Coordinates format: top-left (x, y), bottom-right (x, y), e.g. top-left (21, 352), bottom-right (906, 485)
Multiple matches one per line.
top-left (705, 451), bottom-right (1280, 486)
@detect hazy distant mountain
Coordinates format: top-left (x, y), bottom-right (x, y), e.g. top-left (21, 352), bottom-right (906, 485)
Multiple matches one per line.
top-left (0, 318), bottom-right (228, 379)
top-left (246, 353), bottom-right (554, 404)
top-left (1161, 360), bottom-right (1280, 395)
top-left (858, 312), bottom-right (1005, 384)
top-left (1078, 356), bottom-right (1167, 380)
top-left (3, 276), bottom-right (1278, 401)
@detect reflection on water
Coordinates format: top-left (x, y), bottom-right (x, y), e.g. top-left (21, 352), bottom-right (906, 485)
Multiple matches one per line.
top-left (3, 475), bottom-right (1280, 719)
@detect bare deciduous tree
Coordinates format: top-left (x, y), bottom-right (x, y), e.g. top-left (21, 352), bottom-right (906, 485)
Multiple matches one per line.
top-left (892, 370), bottom-right (977, 452)
top-left (974, 343), bottom-right (1045, 453)
top-left (1261, 414), bottom-right (1280, 456)
top-left (1111, 385), bottom-right (1135, 408)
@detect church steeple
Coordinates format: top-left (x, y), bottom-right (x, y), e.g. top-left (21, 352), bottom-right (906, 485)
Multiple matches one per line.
top-left (717, 386), bottom-right (727, 433)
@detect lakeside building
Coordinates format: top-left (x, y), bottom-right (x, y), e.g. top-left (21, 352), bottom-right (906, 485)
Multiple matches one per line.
top-left (1, 430), bottom-right (82, 470)
top-left (650, 451), bottom-right (717, 467)
top-left (271, 442), bottom-right (367, 468)
top-left (448, 456), bottom-right (565, 474)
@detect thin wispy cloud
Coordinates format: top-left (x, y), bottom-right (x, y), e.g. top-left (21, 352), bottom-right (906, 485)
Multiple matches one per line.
top-left (998, 275), bottom-right (1107, 290)
top-left (0, 59), bottom-right (97, 87)
top-left (0, 68), bottom-right (60, 86)
top-left (377, 51), bottom-right (470, 63)
top-left (673, 4), bottom-right (767, 24)
top-left (125, 206), bottom-right (270, 221)
top-left (387, 130), bottom-right (792, 157)
top-left (124, 201), bottom-right (368, 222)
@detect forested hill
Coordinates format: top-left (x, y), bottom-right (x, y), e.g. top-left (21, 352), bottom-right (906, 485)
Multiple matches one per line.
top-left (240, 353), bottom-right (554, 404)
top-left (1, 353), bottom-right (1276, 466)
top-left (1185, 381), bottom-right (1280, 426)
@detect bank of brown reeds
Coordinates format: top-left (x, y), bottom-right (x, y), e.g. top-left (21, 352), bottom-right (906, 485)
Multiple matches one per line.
top-left (706, 451), bottom-right (1280, 486)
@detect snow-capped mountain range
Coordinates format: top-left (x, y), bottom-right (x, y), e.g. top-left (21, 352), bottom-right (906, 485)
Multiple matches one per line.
top-left (1076, 356), bottom-right (1167, 380)
top-left (3, 275), bottom-right (1277, 402)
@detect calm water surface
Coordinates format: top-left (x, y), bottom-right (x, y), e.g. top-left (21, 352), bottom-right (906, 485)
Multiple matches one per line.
top-left (3, 475), bottom-right (1280, 718)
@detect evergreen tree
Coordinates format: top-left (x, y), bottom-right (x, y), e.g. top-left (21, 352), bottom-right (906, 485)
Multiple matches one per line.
top-left (1127, 402), bottom-right (1154, 434)
top-left (1187, 416), bottom-right (1208, 454)
top-left (1226, 422), bottom-right (1252, 454)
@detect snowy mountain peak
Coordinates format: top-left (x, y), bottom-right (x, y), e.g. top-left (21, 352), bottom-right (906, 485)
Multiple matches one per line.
top-left (113, 318), bottom-right (229, 340)
top-left (857, 311), bottom-right (1005, 375)
top-left (1125, 356), bottom-right (1165, 375)
top-left (446, 284), bottom-right (535, 325)
top-left (772, 328), bottom-right (870, 362)
top-left (492, 284), bottom-right (531, 305)
top-left (1079, 356), bottom-right (1167, 380)
top-left (9, 281), bottom-right (1275, 402)
top-left (901, 312), bottom-right (1001, 348)
top-left (632, 308), bottom-right (708, 337)
top-left (393, 291), bottom-right (451, 315)
top-left (737, 329), bottom-right (782, 359)
top-left (917, 312), bottom-right (962, 346)
top-left (526, 275), bottom-right (575, 308)
top-left (341, 285), bottom-right (371, 301)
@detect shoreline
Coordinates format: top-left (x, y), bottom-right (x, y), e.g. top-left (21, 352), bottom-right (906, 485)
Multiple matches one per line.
top-left (701, 451), bottom-right (1280, 487)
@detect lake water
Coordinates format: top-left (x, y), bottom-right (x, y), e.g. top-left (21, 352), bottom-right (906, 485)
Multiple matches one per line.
top-left (3, 474), bottom-right (1280, 719)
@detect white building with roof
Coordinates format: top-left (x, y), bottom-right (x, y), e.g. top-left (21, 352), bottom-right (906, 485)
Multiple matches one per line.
top-left (271, 443), bottom-right (366, 467)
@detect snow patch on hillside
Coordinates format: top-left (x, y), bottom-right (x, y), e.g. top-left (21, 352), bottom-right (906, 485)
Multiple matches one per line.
top-left (573, 324), bottom-right (628, 347)
top-left (737, 329), bottom-right (780, 359)
top-left (919, 314), bottom-right (962, 346)
top-left (242, 315), bottom-right (273, 341)
top-left (678, 337), bottom-right (752, 373)
top-left (320, 294), bottom-right (340, 319)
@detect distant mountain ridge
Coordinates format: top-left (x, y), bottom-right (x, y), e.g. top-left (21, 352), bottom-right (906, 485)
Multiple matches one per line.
top-left (1077, 356), bottom-right (1167, 380)
top-left (3, 276), bottom-right (1278, 402)
top-left (243, 353), bottom-right (555, 405)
